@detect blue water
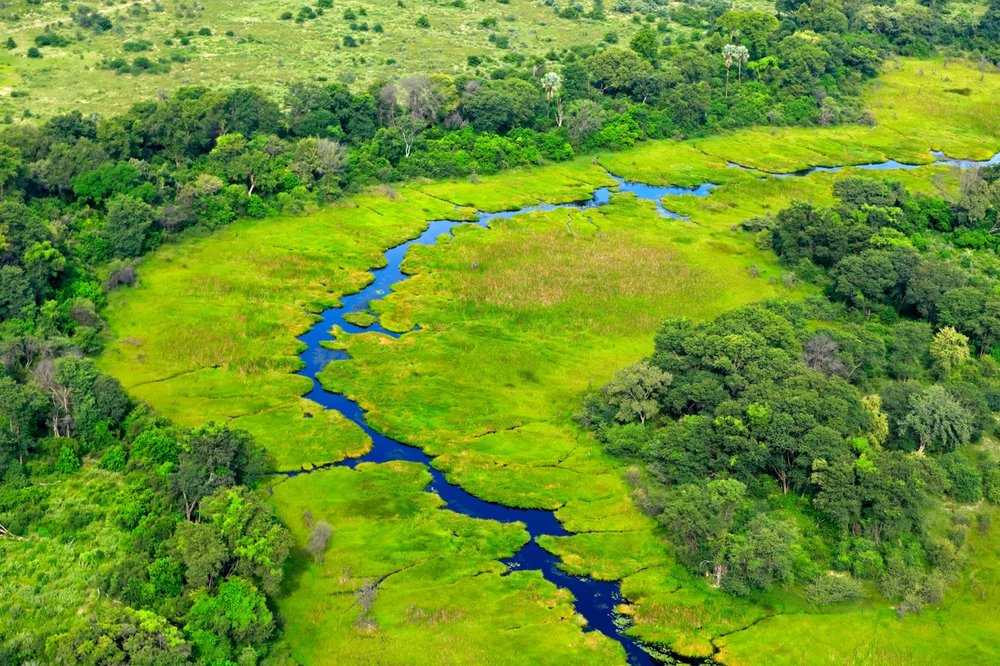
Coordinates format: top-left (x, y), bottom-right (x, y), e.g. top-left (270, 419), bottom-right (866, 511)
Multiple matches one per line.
top-left (729, 149), bottom-right (1000, 178)
top-left (277, 150), bottom-right (997, 664)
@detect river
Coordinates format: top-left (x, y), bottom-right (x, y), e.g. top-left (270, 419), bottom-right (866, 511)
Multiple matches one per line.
top-left (282, 148), bottom-right (999, 665)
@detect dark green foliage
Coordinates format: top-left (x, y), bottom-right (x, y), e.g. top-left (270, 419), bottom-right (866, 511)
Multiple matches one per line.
top-left (106, 194), bottom-right (153, 258)
top-left (588, 178), bottom-right (1000, 603)
top-left (171, 424), bottom-right (265, 519)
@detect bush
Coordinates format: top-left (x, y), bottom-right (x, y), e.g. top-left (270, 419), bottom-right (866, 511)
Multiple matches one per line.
top-left (805, 574), bottom-right (865, 605)
top-left (415, 15), bottom-right (430, 28)
top-left (984, 466), bottom-right (1000, 504)
top-left (600, 423), bottom-right (651, 457)
top-left (34, 32), bottom-right (71, 47)
top-left (26, 47), bottom-right (42, 59)
top-left (942, 454), bottom-right (983, 503)
top-left (122, 40), bottom-right (152, 52)
top-left (852, 549), bottom-right (885, 579)
top-left (55, 447), bottom-right (81, 474)
top-left (99, 445), bottom-right (128, 472)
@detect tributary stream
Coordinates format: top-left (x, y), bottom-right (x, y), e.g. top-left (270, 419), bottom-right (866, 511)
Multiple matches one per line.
top-left (283, 149), bottom-right (999, 665)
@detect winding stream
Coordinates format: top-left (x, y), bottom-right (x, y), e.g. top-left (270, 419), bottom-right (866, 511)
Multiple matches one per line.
top-left (284, 148), bottom-right (999, 665)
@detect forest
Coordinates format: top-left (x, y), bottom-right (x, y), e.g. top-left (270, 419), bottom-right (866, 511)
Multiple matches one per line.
top-left (2, 0), bottom-right (1000, 663)
top-left (584, 174), bottom-right (1000, 607)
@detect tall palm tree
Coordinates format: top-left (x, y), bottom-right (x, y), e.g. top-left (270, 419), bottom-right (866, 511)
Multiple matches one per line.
top-left (722, 44), bottom-right (739, 98)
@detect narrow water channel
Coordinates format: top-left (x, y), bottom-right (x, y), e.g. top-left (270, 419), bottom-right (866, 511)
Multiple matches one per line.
top-left (283, 149), bottom-right (999, 665)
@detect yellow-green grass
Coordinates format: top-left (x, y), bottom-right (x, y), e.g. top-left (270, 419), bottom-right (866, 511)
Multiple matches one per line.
top-left (98, 159), bottom-right (612, 471)
top-left (269, 462), bottom-right (626, 665)
top-left (715, 508), bottom-right (1000, 666)
top-left (312, 186), bottom-right (804, 658)
top-left (0, 0), bottom-right (647, 120)
top-left (98, 187), bottom-right (451, 469)
top-left (601, 58), bottom-right (1000, 181)
top-left (321, 194), bottom-right (802, 508)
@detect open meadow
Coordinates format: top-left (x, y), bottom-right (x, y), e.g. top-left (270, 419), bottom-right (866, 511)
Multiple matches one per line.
top-left (0, 0), bottom-right (651, 119)
top-left (96, 59), bottom-right (1000, 664)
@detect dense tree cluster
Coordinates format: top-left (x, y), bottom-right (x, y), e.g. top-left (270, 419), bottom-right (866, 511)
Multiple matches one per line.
top-left (585, 178), bottom-right (1000, 607)
top-left (0, 380), bottom-right (290, 663)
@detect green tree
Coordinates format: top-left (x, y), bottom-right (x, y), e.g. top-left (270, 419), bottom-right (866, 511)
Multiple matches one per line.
top-left (200, 486), bottom-right (292, 595)
top-left (106, 193), bottom-right (153, 259)
top-left (586, 47), bottom-right (651, 95)
top-left (171, 424), bottom-right (264, 520)
top-left (628, 28), bottom-right (660, 64)
top-left (210, 133), bottom-right (281, 196)
top-left (600, 360), bottom-right (671, 425)
top-left (929, 326), bottom-right (970, 376)
top-left (185, 577), bottom-right (274, 663)
top-left (714, 10), bottom-right (779, 58)
top-left (48, 607), bottom-right (191, 665)
top-left (173, 520), bottom-right (228, 589)
top-left (0, 265), bottom-right (35, 319)
top-left (723, 514), bottom-right (799, 595)
top-left (903, 385), bottom-right (973, 454)
top-left (832, 249), bottom-right (898, 318)
top-left (131, 427), bottom-right (181, 465)
top-left (0, 377), bottom-right (48, 464)
top-left (0, 143), bottom-right (22, 197)
top-left (658, 479), bottom-right (748, 584)
top-left (461, 79), bottom-right (544, 134)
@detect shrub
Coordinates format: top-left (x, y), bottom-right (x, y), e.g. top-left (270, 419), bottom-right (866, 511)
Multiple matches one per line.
top-left (984, 466), bottom-right (1000, 504)
top-left (34, 32), bottom-right (71, 47)
top-left (942, 454), bottom-right (983, 503)
top-left (26, 47), bottom-right (42, 59)
top-left (99, 445), bottom-right (128, 472)
top-left (122, 40), bottom-right (152, 52)
top-left (56, 447), bottom-right (81, 474)
top-left (805, 574), bottom-right (865, 605)
top-left (416, 15), bottom-right (430, 28)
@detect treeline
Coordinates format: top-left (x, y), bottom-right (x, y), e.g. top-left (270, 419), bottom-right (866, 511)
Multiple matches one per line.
top-left (0, 353), bottom-right (294, 663)
top-left (5, 0), bottom-right (999, 337)
top-left (583, 176), bottom-right (1000, 610)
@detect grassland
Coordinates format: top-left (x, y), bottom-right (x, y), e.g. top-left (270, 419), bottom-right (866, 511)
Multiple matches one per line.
top-left (98, 60), bottom-right (1000, 664)
top-left (0, 0), bottom-right (648, 120)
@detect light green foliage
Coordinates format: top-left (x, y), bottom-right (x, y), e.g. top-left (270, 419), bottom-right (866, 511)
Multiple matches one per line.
top-left (930, 326), bottom-right (971, 375)
top-left (185, 577), bottom-right (274, 663)
top-left (903, 385), bottom-right (974, 454)
top-left (602, 361), bottom-right (671, 425)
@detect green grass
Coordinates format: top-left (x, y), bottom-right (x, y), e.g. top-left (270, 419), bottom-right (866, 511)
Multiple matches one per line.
top-left (0, 0), bottom-right (647, 120)
top-left (269, 462), bottom-right (626, 665)
top-left (716, 508), bottom-right (1000, 666)
top-left (97, 61), bottom-right (1000, 664)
